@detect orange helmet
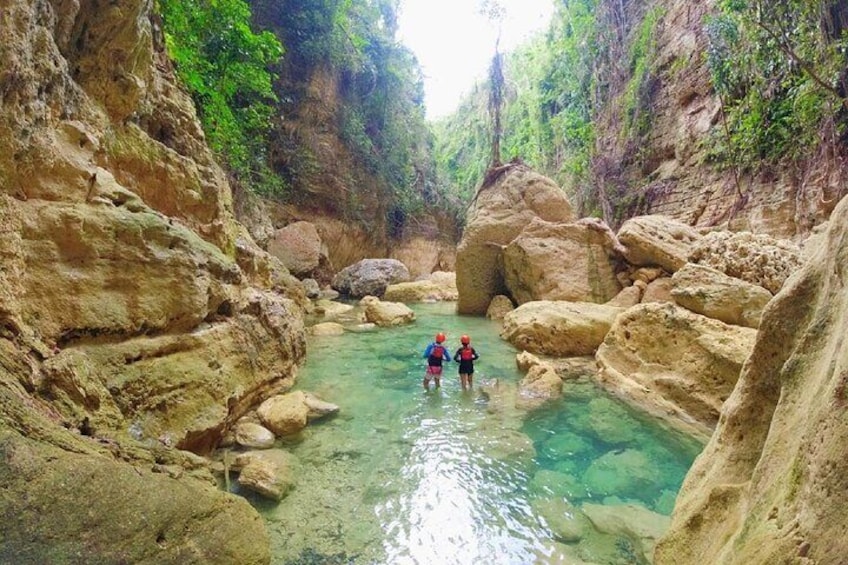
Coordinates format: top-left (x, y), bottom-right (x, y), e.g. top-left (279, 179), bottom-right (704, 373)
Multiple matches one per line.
top-left (435, 332), bottom-right (446, 343)
top-left (460, 335), bottom-right (470, 345)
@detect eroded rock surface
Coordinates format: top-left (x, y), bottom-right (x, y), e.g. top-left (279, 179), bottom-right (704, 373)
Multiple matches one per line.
top-left (456, 164), bottom-right (575, 314)
top-left (671, 263), bottom-right (772, 328)
top-left (618, 215), bottom-right (702, 273)
top-left (655, 195), bottom-right (848, 564)
top-left (332, 258), bottom-right (410, 298)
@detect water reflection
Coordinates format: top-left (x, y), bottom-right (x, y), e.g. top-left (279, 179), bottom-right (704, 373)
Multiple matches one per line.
top-left (259, 303), bottom-right (702, 565)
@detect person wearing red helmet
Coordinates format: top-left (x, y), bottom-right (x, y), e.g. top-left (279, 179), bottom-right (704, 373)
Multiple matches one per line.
top-left (453, 334), bottom-right (479, 390)
top-left (422, 332), bottom-right (450, 390)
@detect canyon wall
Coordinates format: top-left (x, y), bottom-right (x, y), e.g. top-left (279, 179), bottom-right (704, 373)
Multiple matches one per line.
top-left (0, 0), bottom-right (306, 560)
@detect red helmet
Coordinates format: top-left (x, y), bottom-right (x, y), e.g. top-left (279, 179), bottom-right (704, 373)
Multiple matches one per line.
top-left (460, 335), bottom-right (470, 345)
top-left (435, 332), bottom-right (446, 343)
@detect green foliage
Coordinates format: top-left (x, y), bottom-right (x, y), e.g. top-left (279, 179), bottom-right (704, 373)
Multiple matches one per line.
top-left (622, 7), bottom-right (663, 138)
top-left (434, 0), bottom-right (598, 197)
top-left (704, 0), bottom-right (848, 171)
top-left (157, 0), bottom-right (285, 196)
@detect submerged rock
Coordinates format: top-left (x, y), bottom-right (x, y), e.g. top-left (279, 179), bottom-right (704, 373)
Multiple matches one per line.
top-left (235, 450), bottom-right (296, 502)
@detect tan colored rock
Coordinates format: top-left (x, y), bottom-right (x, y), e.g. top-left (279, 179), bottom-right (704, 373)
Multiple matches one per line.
top-left (582, 503), bottom-right (671, 559)
top-left (630, 266), bottom-right (666, 284)
top-left (331, 258), bottom-right (410, 298)
top-left (655, 195), bottom-right (848, 564)
top-left (383, 271), bottom-right (458, 302)
top-left (257, 391), bottom-right (310, 436)
top-left (390, 236), bottom-right (457, 279)
top-left (518, 363), bottom-right (563, 407)
top-left (501, 301), bottom-right (623, 356)
top-left (233, 422), bottom-right (276, 450)
top-left (502, 217), bottom-right (622, 305)
top-left (486, 295), bottom-right (515, 320)
top-left (363, 298), bottom-right (416, 327)
top-left (266, 221), bottom-right (330, 278)
top-left (309, 322), bottom-right (345, 336)
top-left (302, 392), bottom-right (339, 421)
top-left (688, 230), bottom-right (803, 294)
top-left (312, 299), bottom-right (354, 320)
top-left (671, 263), bottom-right (772, 328)
top-left (605, 285), bottom-right (643, 308)
top-left (515, 350), bottom-right (543, 373)
top-left (456, 164), bottom-right (575, 314)
top-left (641, 277), bottom-right (675, 303)
top-left (618, 215), bottom-right (702, 272)
top-left (596, 302), bottom-right (756, 437)
top-left (235, 451), bottom-right (296, 502)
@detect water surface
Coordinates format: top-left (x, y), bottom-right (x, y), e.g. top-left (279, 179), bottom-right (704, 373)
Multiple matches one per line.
top-left (254, 303), bottom-right (702, 564)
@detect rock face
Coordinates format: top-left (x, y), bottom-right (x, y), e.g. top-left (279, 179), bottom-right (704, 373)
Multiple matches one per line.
top-left (456, 164), bottom-right (575, 314)
top-left (689, 231), bottom-right (803, 294)
top-left (596, 302), bottom-right (756, 438)
top-left (331, 258), bottom-right (411, 298)
top-left (501, 301), bottom-right (623, 357)
top-left (617, 215), bottom-right (702, 273)
top-left (655, 195), bottom-right (848, 563)
top-left (0, 0), bottom-right (307, 559)
top-left (266, 221), bottom-right (331, 280)
top-left (383, 271), bottom-right (458, 302)
top-left (502, 218), bottom-right (622, 305)
top-left (671, 263), bottom-right (773, 328)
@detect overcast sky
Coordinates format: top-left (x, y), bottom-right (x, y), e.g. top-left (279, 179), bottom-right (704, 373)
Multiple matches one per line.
top-left (397, 0), bottom-right (555, 119)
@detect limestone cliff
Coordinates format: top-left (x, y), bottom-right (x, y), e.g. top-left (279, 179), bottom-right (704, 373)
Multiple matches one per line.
top-left (592, 0), bottom-right (846, 238)
top-left (654, 193), bottom-right (848, 562)
top-left (1, 0), bottom-right (306, 560)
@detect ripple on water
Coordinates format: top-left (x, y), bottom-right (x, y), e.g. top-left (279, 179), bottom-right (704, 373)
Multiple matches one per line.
top-left (257, 303), bottom-right (702, 564)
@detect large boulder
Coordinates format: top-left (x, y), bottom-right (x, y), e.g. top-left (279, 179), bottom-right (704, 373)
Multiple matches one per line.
top-left (331, 258), bottom-right (410, 298)
top-left (266, 221), bottom-right (331, 279)
top-left (688, 230), bottom-right (803, 294)
top-left (671, 263), bottom-right (773, 328)
top-left (361, 296), bottom-right (416, 327)
top-left (596, 302), bottom-right (757, 437)
top-left (501, 301), bottom-right (623, 356)
top-left (655, 196), bottom-right (848, 564)
top-left (618, 215), bottom-right (703, 273)
top-left (383, 271), bottom-right (458, 302)
top-left (502, 217), bottom-right (622, 305)
top-left (456, 164), bottom-right (575, 314)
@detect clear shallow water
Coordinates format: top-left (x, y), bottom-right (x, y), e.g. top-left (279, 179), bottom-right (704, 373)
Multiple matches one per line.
top-left (253, 303), bottom-right (703, 564)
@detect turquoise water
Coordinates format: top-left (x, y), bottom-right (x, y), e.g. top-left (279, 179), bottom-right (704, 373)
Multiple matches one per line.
top-left (254, 303), bottom-right (702, 564)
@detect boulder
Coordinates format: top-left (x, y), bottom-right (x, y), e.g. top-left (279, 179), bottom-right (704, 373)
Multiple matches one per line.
top-left (233, 421), bottom-right (276, 449)
top-left (361, 297), bottom-right (416, 327)
top-left (605, 284), bottom-right (643, 308)
top-left (312, 299), bottom-right (355, 320)
top-left (486, 295), bottom-right (515, 320)
top-left (518, 362), bottom-right (563, 407)
top-left (642, 277), bottom-right (675, 303)
top-left (235, 451), bottom-right (296, 502)
top-left (383, 271), bottom-right (458, 302)
top-left (501, 301), bottom-right (624, 356)
top-left (532, 498), bottom-right (592, 544)
top-left (309, 322), bottom-right (345, 336)
top-left (502, 217), bottom-right (622, 305)
top-left (618, 215), bottom-right (703, 273)
top-left (266, 221), bottom-right (330, 278)
top-left (302, 392), bottom-right (339, 421)
top-left (456, 164), bottom-right (575, 314)
top-left (655, 195), bottom-right (848, 564)
top-left (257, 391), bottom-right (310, 436)
top-left (331, 258), bottom-right (410, 298)
top-left (583, 449), bottom-right (657, 498)
top-left (671, 263), bottom-right (773, 328)
top-left (582, 503), bottom-right (671, 560)
top-left (688, 230), bottom-right (803, 294)
top-left (515, 350), bottom-right (543, 373)
top-left (301, 278), bottom-right (321, 299)
top-left (596, 302), bottom-right (757, 437)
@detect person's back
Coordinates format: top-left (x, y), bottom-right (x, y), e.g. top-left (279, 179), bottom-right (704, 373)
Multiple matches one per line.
top-left (453, 335), bottom-right (479, 390)
top-left (422, 332), bottom-right (449, 390)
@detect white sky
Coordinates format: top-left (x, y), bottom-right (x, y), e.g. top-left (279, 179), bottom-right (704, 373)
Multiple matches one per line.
top-left (397, 0), bottom-right (554, 119)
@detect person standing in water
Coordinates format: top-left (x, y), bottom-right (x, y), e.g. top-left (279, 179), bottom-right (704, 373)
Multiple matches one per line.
top-left (453, 334), bottom-right (479, 391)
top-left (422, 332), bottom-right (451, 391)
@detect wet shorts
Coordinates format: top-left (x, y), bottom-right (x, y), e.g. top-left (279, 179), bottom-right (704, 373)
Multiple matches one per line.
top-left (424, 365), bottom-right (443, 380)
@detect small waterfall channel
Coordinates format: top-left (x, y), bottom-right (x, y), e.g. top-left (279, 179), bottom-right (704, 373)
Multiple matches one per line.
top-left (248, 302), bottom-right (702, 564)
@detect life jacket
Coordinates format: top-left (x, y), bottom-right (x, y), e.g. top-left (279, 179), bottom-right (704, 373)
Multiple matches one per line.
top-left (428, 343), bottom-right (446, 365)
top-left (458, 346), bottom-right (475, 361)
